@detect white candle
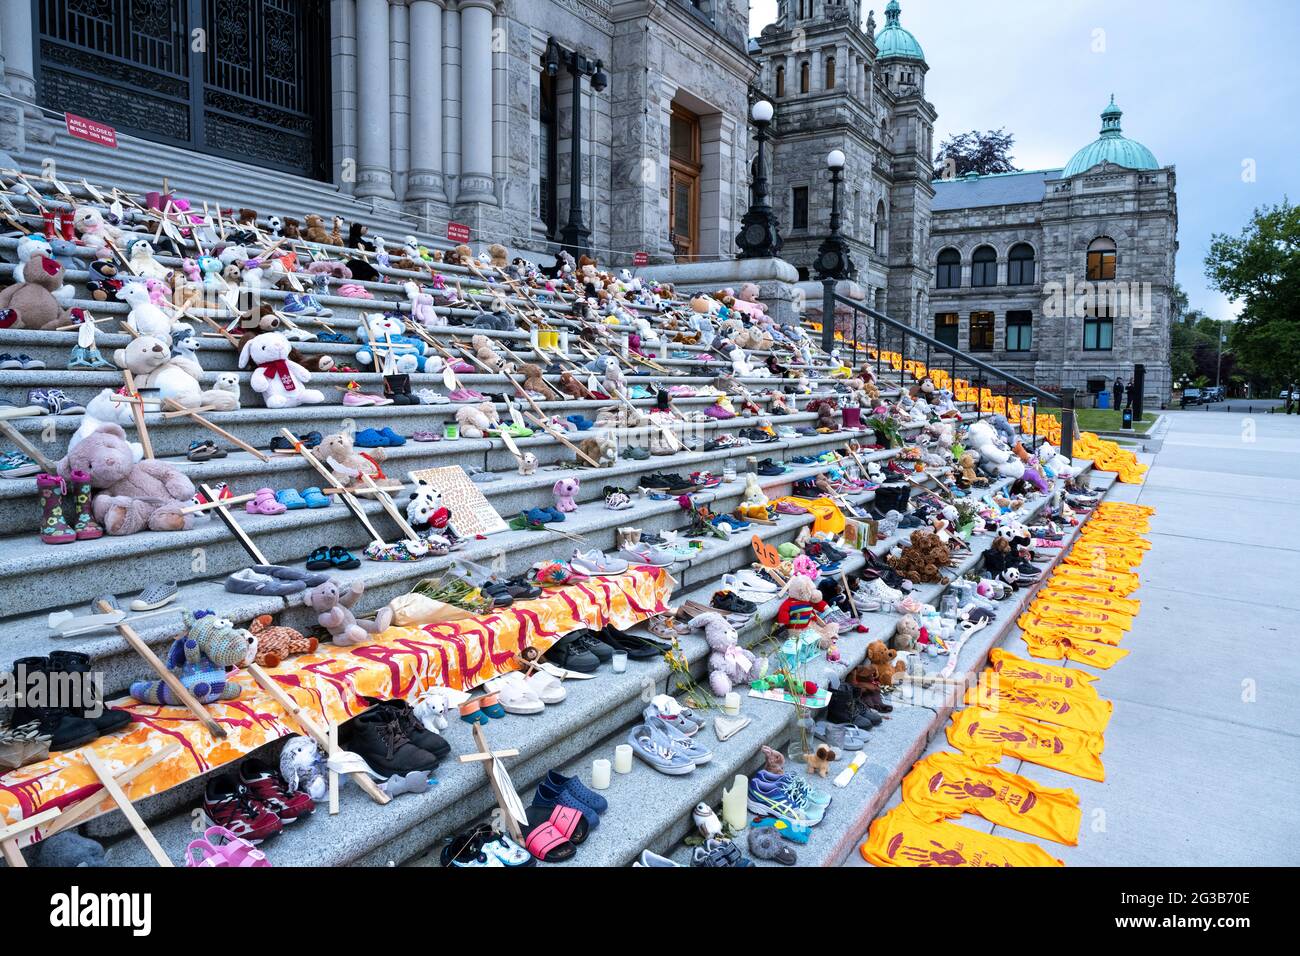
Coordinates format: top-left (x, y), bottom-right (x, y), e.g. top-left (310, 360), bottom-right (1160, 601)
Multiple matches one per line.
top-left (723, 692), bottom-right (741, 715)
top-left (611, 651), bottom-right (628, 673)
top-left (722, 774), bottom-right (748, 830)
top-left (614, 744), bottom-right (633, 774)
top-left (592, 759), bottom-right (612, 790)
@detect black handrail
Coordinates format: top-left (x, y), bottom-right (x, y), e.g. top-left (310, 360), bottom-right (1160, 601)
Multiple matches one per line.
top-left (831, 293), bottom-right (1077, 459)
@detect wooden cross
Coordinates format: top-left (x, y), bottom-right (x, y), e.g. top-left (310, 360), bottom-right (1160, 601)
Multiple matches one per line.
top-left (163, 398), bottom-right (269, 461)
top-left (458, 722), bottom-right (525, 843)
top-left (277, 428), bottom-right (388, 547)
top-left (0, 807), bottom-right (62, 867)
top-left (120, 368), bottom-right (156, 459)
top-left (43, 744), bottom-right (183, 838)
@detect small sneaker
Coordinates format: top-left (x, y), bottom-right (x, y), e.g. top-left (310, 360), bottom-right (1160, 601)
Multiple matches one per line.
top-left (130, 581), bottom-right (178, 611)
top-left (0, 451), bottom-right (40, 479)
top-left (237, 758), bottom-right (315, 824)
top-left (203, 775), bottom-right (283, 844)
top-left (27, 388), bottom-right (84, 415)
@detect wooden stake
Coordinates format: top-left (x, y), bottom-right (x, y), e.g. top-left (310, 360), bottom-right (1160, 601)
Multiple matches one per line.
top-left (163, 399), bottom-right (269, 461)
top-left (278, 428), bottom-right (387, 546)
top-left (524, 411), bottom-right (600, 467)
top-left (84, 749), bottom-right (174, 866)
top-left (121, 368), bottom-right (155, 459)
top-left (98, 599), bottom-right (226, 738)
top-left (0, 807), bottom-right (62, 867)
top-left (459, 722), bottom-right (524, 843)
top-left (360, 472), bottom-right (423, 545)
top-left (199, 483), bottom-right (270, 565)
top-left (44, 744), bottom-right (183, 837)
top-left (181, 491), bottom-right (257, 514)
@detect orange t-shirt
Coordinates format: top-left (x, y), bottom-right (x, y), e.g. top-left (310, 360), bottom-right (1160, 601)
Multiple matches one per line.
top-left (861, 805), bottom-right (1065, 867)
top-left (1020, 632), bottom-right (1130, 670)
top-left (1019, 614), bottom-right (1126, 646)
top-left (967, 674), bottom-right (1113, 733)
top-left (901, 751), bottom-right (1082, 845)
top-left (987, 648), bottom-right (1099, 693)
top-left (948, 706), bottom-right (1106, 781)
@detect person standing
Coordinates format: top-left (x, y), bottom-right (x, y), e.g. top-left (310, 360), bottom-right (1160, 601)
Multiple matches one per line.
top-left (1111, 377), bottom-right (1124, 411)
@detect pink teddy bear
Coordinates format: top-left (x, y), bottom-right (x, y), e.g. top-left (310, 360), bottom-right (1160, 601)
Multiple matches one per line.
top-left (553, 477), bottom-right (580, 513)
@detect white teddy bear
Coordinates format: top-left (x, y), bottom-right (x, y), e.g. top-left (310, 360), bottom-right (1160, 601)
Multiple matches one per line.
top-left (239, 331), bottom-right (324, 408)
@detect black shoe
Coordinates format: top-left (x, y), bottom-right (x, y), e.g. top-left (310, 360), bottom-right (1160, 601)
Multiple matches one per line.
top-left (544, 632), bottom-right (601, 673)
top-left (47, 650), bottom-right (133, 736)
top-left (8, 656), bottom-right (102, 752)
top-left (594, 626), bottom-right (669, 660)
top-left (367, 699), bottom-right (451, 763)
top-left (568, 628), bottom-right (612, 662)
top-left (711, 590), bottom-right (757, 615)
top-left (347, 707), bottom-right (443, 776)
top-left (826, 686), bottom-right (873, 731)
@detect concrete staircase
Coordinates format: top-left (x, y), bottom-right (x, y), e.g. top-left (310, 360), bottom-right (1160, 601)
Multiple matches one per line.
top-left (0, 168), bottom-right (1107, 867)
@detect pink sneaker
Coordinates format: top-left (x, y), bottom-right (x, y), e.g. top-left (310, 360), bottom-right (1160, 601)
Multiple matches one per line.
top-left (343, 391), bottom-right (392, 406)
top-left (448, 388), bottom-right (486, 402)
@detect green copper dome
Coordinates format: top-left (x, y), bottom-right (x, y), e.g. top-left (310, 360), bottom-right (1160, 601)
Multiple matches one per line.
top-left (1061, 97), bottom-right (1160, 178)
top-left (875, 1), bottom-right (925, 62)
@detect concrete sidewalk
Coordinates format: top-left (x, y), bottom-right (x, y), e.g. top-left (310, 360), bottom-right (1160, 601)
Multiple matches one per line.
top-left (847, 409), bottom-right (1300, 866)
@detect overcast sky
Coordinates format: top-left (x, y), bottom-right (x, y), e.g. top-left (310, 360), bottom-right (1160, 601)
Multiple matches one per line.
top-left (749, 0), bottom-right (1300, 319)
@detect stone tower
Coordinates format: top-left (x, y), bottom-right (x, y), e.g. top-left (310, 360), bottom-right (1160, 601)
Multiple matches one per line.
top-left (753, 0), bottom-right (935, 323)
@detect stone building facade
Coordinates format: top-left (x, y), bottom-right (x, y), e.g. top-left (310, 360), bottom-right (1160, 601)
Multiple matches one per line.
top-left (928, 100), bottom-right (1177, 404)
top-left (751, 0), bottom-right (935, 326)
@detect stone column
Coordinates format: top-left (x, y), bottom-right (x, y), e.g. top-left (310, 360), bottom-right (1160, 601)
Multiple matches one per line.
top-left (442, 5), bottom-right (461, 198)
top-left (355, 0), bottom-right (394, 200)
top-left (0, 0), bottom-right (35, 106)
top-left (458, 0), bottom-right (497, 205)
top-left (408, 0), bottom-right (446, 202)
top-left (389, 0), bottom-right (411, 198)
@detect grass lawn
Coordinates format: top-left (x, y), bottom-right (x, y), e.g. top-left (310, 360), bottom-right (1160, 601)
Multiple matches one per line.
top-left (1038, 407), bottom-right (1158, 434)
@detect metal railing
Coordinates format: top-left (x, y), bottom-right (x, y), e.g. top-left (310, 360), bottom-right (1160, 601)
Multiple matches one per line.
top-left (831, 293), bottom-right (1079, 459)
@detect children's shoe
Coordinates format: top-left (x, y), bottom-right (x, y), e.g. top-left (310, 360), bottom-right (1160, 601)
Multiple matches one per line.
top-left (36, 473), bottom-right (77, 544)
top-left (0, 451), bottom-right (40, 479)
top-left (203, 775), bottom-right (284, 844)
top-left (238, 759), bottom-right (315, 824)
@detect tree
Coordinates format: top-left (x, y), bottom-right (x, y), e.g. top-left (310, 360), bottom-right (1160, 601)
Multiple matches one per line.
top-left (1205, 199), bottom-right (1300, 388)
top-left (932, 129), bottom-right (1020, 181)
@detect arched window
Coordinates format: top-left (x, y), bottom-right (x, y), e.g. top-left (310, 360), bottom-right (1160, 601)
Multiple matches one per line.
top-left (775, 65), bottom-right (785, 98)
top-left (971, 245), bottom-right (997, 287)
top-left (936, 248), bottom-right (961, 289)
top-left (1007, 243), bottom-right (1035, 285)
top-left (825, 56), bottom-right (836, 89)
top-left (1087, 236), bottom-right (1117, 280)
top-left (874, 200), bottom-right (887, 254)
top-left (800, 62), bottom-right (810, 93)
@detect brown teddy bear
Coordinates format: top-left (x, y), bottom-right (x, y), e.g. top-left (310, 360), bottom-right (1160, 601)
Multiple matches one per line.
top-left (248, 615), bottom-right (318, 668)
top-left (867, 640), bottom-right (906, 687)
top-left (319, 431), bottom-right (385, 483)
top-left (58, 424), bottom-right (195, 535)
top-left (559, 370), bottom-right (594, 400)
top-left (487, 243), bottom-right (509, 269)
top-left (518, 362), bottom-right (558, 400)
top-left (0, 255), bottom-right (73, 330)
top-left (470, 334), bottom-right (502, 370)
top-left (303, 214), bottom-right (331, 244)
top-left (281, 217), bottom-right (301, 239)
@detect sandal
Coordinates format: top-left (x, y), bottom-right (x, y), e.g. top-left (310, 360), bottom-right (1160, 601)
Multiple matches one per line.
top-left (484, 674), bottom-right (544, 714)
top-left (276, 488), bottom-right (308, 510)
top-left (305, 546), bottom-right (333, 571)
top-left (521, 819), bottom-right (577, 862)
top-left (185, 825), bottom-right (271, 868)
top-left (524, 803), bottom-right (589, 845)
top-left (301, 487), bottom-right (330, 508)
top-left (246, 488), bottom-right (287, 515)
top-left (329, 546), bottom-right (360, 570)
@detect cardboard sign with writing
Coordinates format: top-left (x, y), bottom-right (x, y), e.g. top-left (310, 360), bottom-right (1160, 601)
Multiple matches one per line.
top-left (406, 465), bottom-right (508, 537)
top-left (751, 534), bottom-right (782, 570)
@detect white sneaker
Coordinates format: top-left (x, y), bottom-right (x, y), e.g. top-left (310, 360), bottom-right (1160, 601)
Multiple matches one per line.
top-left (859, 577), bottom-right (902, 604)
top-left (415, 388), bottom-right (450, 405)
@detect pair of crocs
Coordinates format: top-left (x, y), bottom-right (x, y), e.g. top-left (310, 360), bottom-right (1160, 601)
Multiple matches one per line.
top-left (354, 426), bottom-right (405, 447)
top-left (489, 423), bottom-right (534, 438)
top-left (246, 488), bottom-right (287, 515)
top-left (566, 415), bottom-right (595, 431)
top-left (305, 546), bottom-right (361, 571)
top-left (524, 506), bottom-right (566, 524)
top-left (276, 487), bottom-right (330, 509)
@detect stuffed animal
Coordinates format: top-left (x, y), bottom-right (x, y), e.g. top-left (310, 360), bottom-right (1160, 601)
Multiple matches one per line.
top-left (470, 334), bottom-right (503, 370)
top-left (518, 452), bottom-right (538, 476)
top-left (958, 452), bottom-right (986, 487)
top-left (558, 370), bottom-right (594, 400)
top-left (70, 390), bottom-right (144, 462)
top-left (690, 611), bottom-right (761, 697)
top-left (552, 477), bottom-right (580, 513)
top-left (487, 243), bottom-right (509, 268)
top-left (743, 473), bottom-right (769, 507)
top-left (210, 372), bottom-right (242, 411)
top-left (303, 214), bottom-right (331, 243)
top-left (405, 280), bottom-right (438, 327)
top-left (577, 435), bottom-right (616, 468)
top-left (279, 736), bottom-right (328, 801)
top-left (239, 331), bottom-right (324, 408)
top-left (601, 357), bottom-right (627, 397)
top-left (965, 419), bottom-right (1024, 480)
top-left (518, 363), bottom-right (557, 400)
top-left (117, 281), bottom-right (183, 343)
top-left (866, 639), bottom-right (906, 686)
top-left (455, 401), bottom-right (500, 438)
top-left (72, 207), bottom-right (124, 256)
top-left (761, 744), bottom-right (785, 775)
top-left (355, 312), bottom-right (433, 372)
top-left (247, 614), bottom-right (318, 668)
top-left (888, 529), bottom-right (952, 584)
top-left (0, 254), bottom-right (73, 330)
top-left (892, 613), bottom-right (921, 651)
top-left (58, 424), bottom-right (194, 535)
top-left (112, 335), bottom-right (227, 410)
top-left (125, 238), bottom-right (169, 280)
top-left (304, 579), bottom-right (393, 646)
top-left (318, 431), bottom-right (385, 482)
top-left (776, 575), bottom-right (837, 650)
top-left (129, 610), bottom-right (250, 705)
top-left (803, 744), bottom-right (838, 778)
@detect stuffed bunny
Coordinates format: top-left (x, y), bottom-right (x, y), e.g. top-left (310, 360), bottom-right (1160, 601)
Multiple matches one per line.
top-left (690, 611), bottom-right (762, 697)
top-left (304, 579), bottom-right (393, 646)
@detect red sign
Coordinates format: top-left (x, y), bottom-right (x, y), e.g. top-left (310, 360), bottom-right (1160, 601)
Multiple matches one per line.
top-left (633, 251), bottom-right (649, 267)
top-left (447, 221), bottom-right (471, 243)
top-left (65, 113), bottom-right (117, 148)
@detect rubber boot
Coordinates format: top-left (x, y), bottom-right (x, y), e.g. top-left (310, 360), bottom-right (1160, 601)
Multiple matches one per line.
top-left (841, 405), bottom-right (862, 429)
top-left (41, 209), bottom-right (56, 239)
top-left (47, 650), bottom-right (132, 734)
top-left (36, 473), bottom-right (77, 544)
top-left (66, 469), bottom-right (103, 540)
top-left (8, 657), bottom-right (100, 752)
top-left (59, 210), bottom-right (76, 241)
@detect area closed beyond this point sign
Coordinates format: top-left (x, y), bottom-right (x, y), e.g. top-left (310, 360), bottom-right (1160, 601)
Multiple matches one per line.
top-left (64, 113), bottom-right (117, 148)
top-left (447, 221), bottom-right (470, 242)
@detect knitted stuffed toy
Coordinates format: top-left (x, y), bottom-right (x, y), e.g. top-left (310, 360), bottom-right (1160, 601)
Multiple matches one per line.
top-left (247, 615), bottom-right (318, 668)
top-left (130, 610), bottom-right (250, 705)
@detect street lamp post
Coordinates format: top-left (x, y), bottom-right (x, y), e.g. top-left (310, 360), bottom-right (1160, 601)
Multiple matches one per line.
top-left (816, 149), bottom-right (855, 353)
top-left (736, 99), bottom-right (782, 259)
top-left (546, 38), bottom-right (608, 259)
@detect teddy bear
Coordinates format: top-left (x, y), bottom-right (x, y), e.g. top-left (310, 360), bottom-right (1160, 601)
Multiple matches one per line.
top-left (232, 305), bottom-right (334, 374)
top-left (487, 243), bottom-right (509, 269)
top-left (58, 424), bottom-right (195, 535)
top-left (957, 452), bottom-right (986, 487)
top-left (690, 611), bottom-right (762, 698)
top-left (470, 334), bottom-right (503, 370)
top-left (239, 331), bottom-right (325, 408)
top-left (558, 370), bottom-right (594, 400)
top-left (247, 614), bottom-right (318, 668)
top-left (70, 389), bottom-right (143, 462)
top-left (319, 431), bottom-right (385, 482)
top-left (776, 575), bottom-right (838, 652)
top-left (303, 214), bottom-right (331, 243)
top-left (577, 435), bottom-right (616, 468)
top-left (72, 206), bottom-right (124, 257)
top-left (552, 477), bottom-right (580, 513)
top-left (887, 529), bottom-right (951, 585)
top-left (116, 281), bottom-right (183, 344)
top-left (892, 613), bottom-right (921, 651)
top-left (455, 401), bottom-right (500, 438)
top-left (130, 609), bottom-right (250, 705)
top-left (0, 254), bottom-right (73, 330)
top-left (866, 639), bottom-right (906, 687)
top-left (518, 362), bottom-right (558, 400)
top-left (113, 335), bottom-right (228, 409)
top-left (601, 357), bottom-right (627, 397)
top-left (355, 312), bottom-right (432, 373)
top-left (304, 579), bottom-right (393, 646)
top-left (125, 237), bottom-right (169, 280)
